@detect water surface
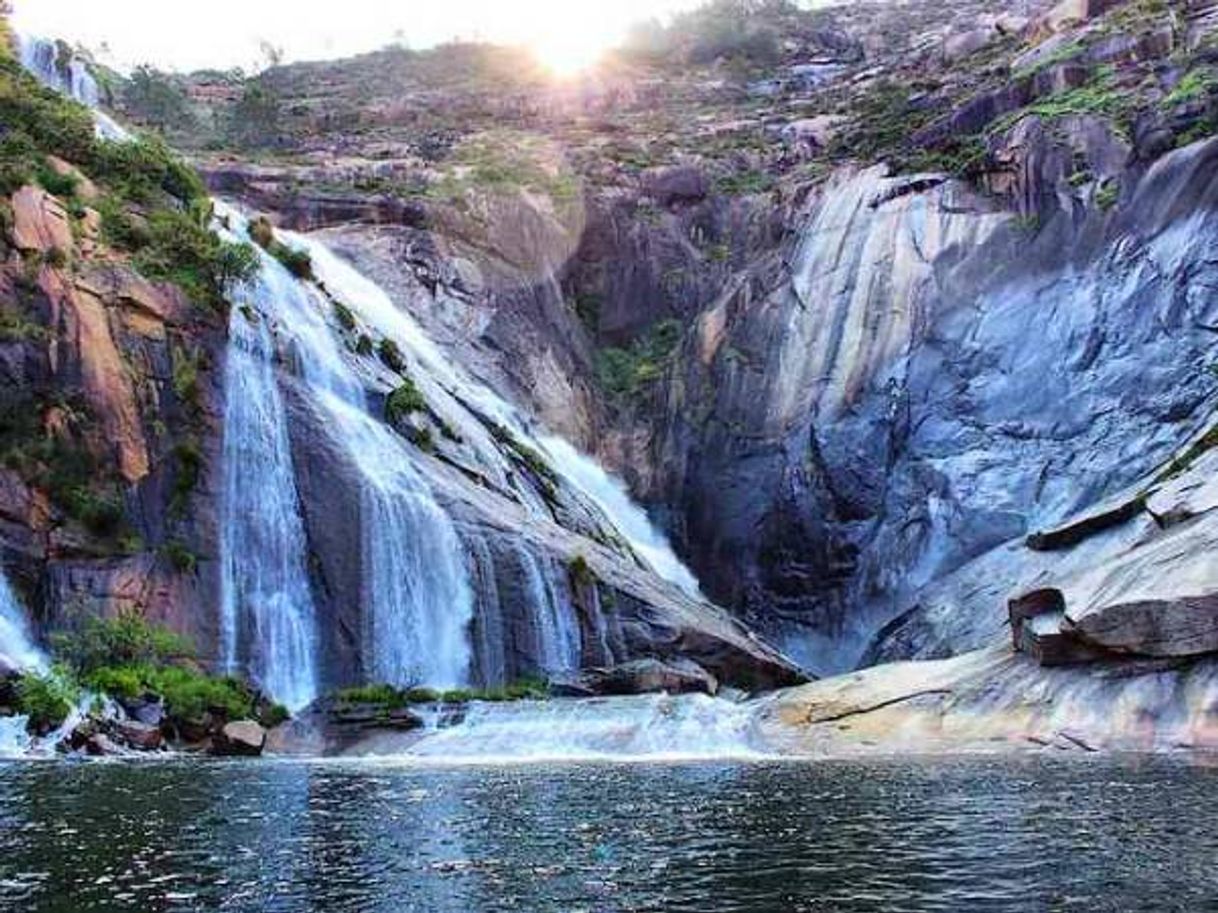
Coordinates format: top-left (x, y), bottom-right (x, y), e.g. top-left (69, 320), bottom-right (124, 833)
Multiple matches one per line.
top-left (0, 756), bottom-right (1214, 912)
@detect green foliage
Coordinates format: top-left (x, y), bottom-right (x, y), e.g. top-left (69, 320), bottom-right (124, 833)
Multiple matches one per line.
top-left (385, 378), bottom-right (427, 423)
top-left (85, 662), bottom-right (254, 723)
top-left (34, 160), bottom-right (78, 198)
top-left (596, 319), bottom-right (683, 399)
top-left (170, 438), bottom-right (203, 516)
top-left (489, 424), bottom-right (559, 491)
top-left (161, 539), bottom-right (197, 573)
top-left (271, 243), bottom-right (312, 279)
top-left (227, 81), bottom-right (282, 150)
top-left (333, 300), bottom-right (356, 331)
top-left (16, 666), bottom-right (80, 733)
top-left (716, 170), bottom-right (774, 196)
top-left (568, 554), bottom-right (596, 588)
top-left (122, 65), bottom-right (196, 133)
top-left (334, 679), bottom-right (550, 708)
top-left (355, 334), bottom-right (374, 356)
top-left (246, 216), bottom-right (312, 279)
top-left (1096, 180), bottom-right (1120, 211)
top-left (1163, 68), bottom-right (1218, 108)
top-left (378, 338), bottom-right (407, 373)
top-left (121, 208), bottom-right (259, 311)
top-left (51, 609), bottom-right (195, 676)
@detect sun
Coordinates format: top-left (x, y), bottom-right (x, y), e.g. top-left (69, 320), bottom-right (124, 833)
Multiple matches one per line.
top-left (528, 30), bottom-right (610, 78)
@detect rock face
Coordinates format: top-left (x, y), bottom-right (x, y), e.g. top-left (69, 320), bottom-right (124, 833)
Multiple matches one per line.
top-left (759, 647), bottom-right (1218, 756)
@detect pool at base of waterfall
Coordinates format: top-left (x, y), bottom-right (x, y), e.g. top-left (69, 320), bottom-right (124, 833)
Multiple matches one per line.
top-left (1, 756), bottom-right (1216, 911)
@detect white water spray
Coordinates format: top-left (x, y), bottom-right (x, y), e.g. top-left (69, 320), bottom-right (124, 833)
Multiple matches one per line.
top-left (0, 571), bottom-right (43, 673)
top-left (402, 694), bottom-right (768, 763)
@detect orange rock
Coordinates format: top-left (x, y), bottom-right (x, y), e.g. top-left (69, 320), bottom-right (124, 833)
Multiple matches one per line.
top-left (45, 156), bottom-right (98, 202)
top-left (10, 185), bottom-right (73, 256)
top-left (39, 268), bottom-right (150, 483)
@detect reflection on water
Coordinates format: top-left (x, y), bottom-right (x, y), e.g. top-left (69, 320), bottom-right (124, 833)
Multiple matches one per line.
top-left (0, 757), bottom-right (1215, 911)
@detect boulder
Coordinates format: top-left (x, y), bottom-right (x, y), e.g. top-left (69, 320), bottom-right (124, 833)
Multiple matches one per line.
top-left (85, 733), bottom-right (122, 756)
top-left (579, 658), bottom-right (719, 696)
top-left (211, 720), bottom-right (267, 757)
top-left (112, 720), bottom-right (163, 751)
top-left (642, 166), bottom-right (708, 207)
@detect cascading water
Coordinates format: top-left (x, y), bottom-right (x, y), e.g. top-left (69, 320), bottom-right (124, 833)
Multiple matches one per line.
top-left (516, 546), bottom-right (581, 677)
top-left (15, 33), bottom-right (127, 140)
top-left (285, 236), bottom-right (701, 596)
top-left (0, 570), bottom-right (43, 672)
top-left (538, 435), bottom-right (702, 596)
top-left (219, 283), bottom-right (319, 711)
top-left (402, 693), bottom-right (769, 763)
top-left (216, 204), bottom-right (473, 692)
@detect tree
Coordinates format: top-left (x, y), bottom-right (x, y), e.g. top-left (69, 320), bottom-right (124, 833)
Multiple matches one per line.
top-left (123, 65), bottom-right (195, 132)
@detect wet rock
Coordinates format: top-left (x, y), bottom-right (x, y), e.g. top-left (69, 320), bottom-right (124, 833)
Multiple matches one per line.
top-left (212, 720), bottom-right (267, 757)
top-left (119, 694), bottom-right (166, 728)
top-left (85, 732), bottom-right (122, 757)
top-left (580, 658), bottom-right (719, 696)
top-left (112, 720), bottom-right (164, 751)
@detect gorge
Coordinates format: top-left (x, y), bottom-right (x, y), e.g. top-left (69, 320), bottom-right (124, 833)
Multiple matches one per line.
top-left (3, 0), bottom-right (1218, 906)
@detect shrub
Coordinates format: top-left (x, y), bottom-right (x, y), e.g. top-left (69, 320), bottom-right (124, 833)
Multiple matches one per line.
top-left (272, 244), bottom-right (312, 279)
top-left (596, 319), bottom-right (682, 399)
top-left (336, 683), bottom-right (409, 709)
top-left (333, 301), bottom-right (356, 331)
top-left (355, 334), bottom-right (374, 356)
top-left (385, 378), bottom-right (427, 423)
top-left (51, 609), bottom-right (194, 676)
top-left (378, 338), bottom-right (406, 373)
top-left (170, 439), bottom-right (203, 516)
top-left (161, 539), bottom-right (197, 573)
top-left (568, 554), bottom-right (596, 588)
top-left (34, 159), bottom-right (78, 198)
top-left (16, 666), bottom-right (80, 733)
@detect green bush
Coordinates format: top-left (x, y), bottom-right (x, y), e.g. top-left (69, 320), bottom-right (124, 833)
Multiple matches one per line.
top-left (16, 666), bottom-right (80, 733)
top-left (378, 338), bottom-right (407, 373)
top-left (272, 244), bottom-right (312, 279)
top-left (386, 378), bottom-right (427, 423)
top-left (51, 609), bottom-right (194, 677)
top-left (336, 683), bottom-right (410, 709)
top-left (333, 301), bottom-right (356, 331)
top-left (596, 319), bottom-right (682, 399)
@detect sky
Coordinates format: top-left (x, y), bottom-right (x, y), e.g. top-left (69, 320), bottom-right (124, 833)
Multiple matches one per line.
top-left (11, 0), bottom-right (708, 74)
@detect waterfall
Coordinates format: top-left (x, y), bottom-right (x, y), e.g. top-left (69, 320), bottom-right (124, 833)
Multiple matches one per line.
top-left (402, 694), bottom-right (768, 763)
top-left (219, 287), bottom-right (319, 711)
top-left (15, 33), bottom-right (127, 140)
top-left (216, 204), bottom-right (473, 692)
top-left (467, 537), bottom-right (507, 688)
top-left (517, 546), bottom-right (581, 676)
top-left (286, 235), bottom-right (702, 596)
top-left (0, 571), bottom-right (43, 672)
top-left (538, 435), bottom-right (702, 596)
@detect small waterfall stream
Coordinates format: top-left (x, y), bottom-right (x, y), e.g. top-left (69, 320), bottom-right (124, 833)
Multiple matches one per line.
top-left (0, 571), bottom-right (43, 673)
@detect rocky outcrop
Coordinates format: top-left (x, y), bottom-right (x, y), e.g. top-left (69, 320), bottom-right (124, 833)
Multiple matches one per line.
top-left (759, 647), bottom-right (1218, 756)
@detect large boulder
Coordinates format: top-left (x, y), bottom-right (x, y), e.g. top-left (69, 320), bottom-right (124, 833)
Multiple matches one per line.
top-left (575, 658), bottom-right (719, 696)
top-left (211, 720), bottom-right (267, 757)
top-left (112, 720), bottom-right (164, 751)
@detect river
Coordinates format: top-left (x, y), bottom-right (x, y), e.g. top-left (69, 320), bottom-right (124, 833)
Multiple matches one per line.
top-left (0, 756), bottom-right (1214, 911)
